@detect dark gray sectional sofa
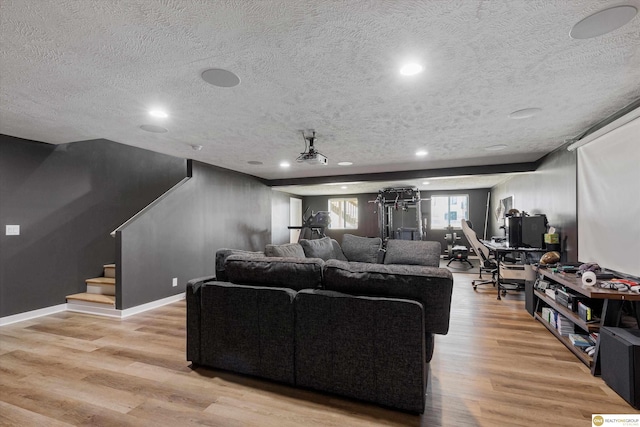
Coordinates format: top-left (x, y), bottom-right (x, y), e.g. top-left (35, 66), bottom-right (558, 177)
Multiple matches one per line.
top-left (186, 235), bottom-right (454, 413)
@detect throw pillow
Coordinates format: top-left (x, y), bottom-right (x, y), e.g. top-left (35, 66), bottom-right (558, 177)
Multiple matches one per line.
top-left (341, 234), bottom-right (382, 263)
top-left (299, 237), bottom-right (334, 260)
top-left (265, 243), bottom-right (306, 258)
top-left (384, 240), bottom-right (441, 267)
top-left (331, 239), bottom-right (348, 261)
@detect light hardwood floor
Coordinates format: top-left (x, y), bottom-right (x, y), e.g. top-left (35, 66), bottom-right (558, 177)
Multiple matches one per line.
top-left (1, 273), bottom-right (637, 426)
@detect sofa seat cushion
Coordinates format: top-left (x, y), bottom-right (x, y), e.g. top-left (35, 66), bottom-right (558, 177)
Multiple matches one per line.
top-left (265, 242), bottom-right (306, 258)
top-left (323, 259), bottom-right (454, 334)
top-left (225, 255), bottom-right (324, 291)
top-left (341, 234), bottom-right (382, 263)
top-left (200, 282), bottom-right (296, 384)
top-left (384, 240), bottom-right (441, 267)
top-left (294, 289), bottom-right (426, 413)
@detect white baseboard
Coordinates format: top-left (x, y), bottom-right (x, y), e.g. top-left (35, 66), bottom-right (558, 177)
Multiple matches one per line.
top-left (120, 293), bottom-right (185, 318)
top-left (0, 304), bottom-right (67, 326)
top-left (1, 293), bottom-right (185, 326)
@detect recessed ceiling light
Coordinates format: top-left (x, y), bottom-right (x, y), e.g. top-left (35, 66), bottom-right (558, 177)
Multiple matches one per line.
top-left (508, 108), bottom-right (541, 119)
top-left (341, 186), bottom-right (347, 189)
top-left (149, 110), bottom-right (168, 118)
top-left (570, 5), bottom-right (638, 39)
top-left (139, 124), bottom-right (168, 133)
top-left (484, 144), bottom-right (508, 151)
top-left (338, 161), bottom-right (353, 166)
top-left (191, 144), bottom-right (203, 151)
top-left (400, 63), bottom-right (423, 76)
top-left (202, 68), bottom-right (241, 87)
top-left (247, 160), bottom-right (263, 165)
top-left (279, 161), bottom-right (290, 168)
top-left (422, 181), bottom-right (430, 185)
top-left (415, 150), bottom-right (428, 157)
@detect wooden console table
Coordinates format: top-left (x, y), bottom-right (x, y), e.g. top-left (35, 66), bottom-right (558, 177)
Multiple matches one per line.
top-left (533, 267), bottom-right (640, 375)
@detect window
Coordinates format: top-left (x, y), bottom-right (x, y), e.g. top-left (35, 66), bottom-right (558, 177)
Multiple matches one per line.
top-left (328, 198), bottom-right (358, 229)
top-left (430, 195), bottom-right (468, 229)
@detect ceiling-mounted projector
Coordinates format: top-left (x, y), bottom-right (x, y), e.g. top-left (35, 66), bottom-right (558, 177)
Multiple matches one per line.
top-left (297, 131), bottom-right (328, 165)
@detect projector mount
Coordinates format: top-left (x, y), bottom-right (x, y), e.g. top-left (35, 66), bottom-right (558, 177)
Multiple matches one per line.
top-left (297, 130), bottom-right (328, 165)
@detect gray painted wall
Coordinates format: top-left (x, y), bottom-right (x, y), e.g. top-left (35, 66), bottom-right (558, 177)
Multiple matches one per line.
top-left (0, 135), bottom-right (187, 317)
top-left (271, 190), bottom-right (296, 245)
top-left (117, 161), bottom-right (273, 309)
top-left (303, 188), bottom-right (491, 254)
top-left (489, 144), bottom-right (577, 262)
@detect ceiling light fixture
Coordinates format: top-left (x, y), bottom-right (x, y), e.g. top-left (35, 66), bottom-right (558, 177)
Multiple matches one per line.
top-left (149, 110), bottom-right (168, 118)
top-left (508, 108), bottom-right (541, 119)
top-left (139, 124), bottom-right (168, 133)
top-left (191, 144), bottom-right (203, 151)
top-left (280, 161), bottom-right (290, 168)
top-left (400, 63), bottom-right (423, 76)
top-left (415, 150), bottom-right (428, 157)
top-left (422, 181), bottom-right (430, 185)
top-left (570, 5), bottom-right (638, 39)
top-left (341, 186), bottom-right (348, 189)
top-left (201, 68), bottom-right (241, 87)
top-left (338, 161), bottom-right (353, 166)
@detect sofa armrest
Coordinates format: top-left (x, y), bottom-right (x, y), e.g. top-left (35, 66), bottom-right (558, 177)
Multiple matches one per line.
top-left (323, 259), bottom-right (454, 334)
top-left (186, 276), bottom-right (216, 364)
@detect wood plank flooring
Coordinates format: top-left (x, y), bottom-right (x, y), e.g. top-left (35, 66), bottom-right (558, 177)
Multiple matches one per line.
top-left (1, 274), bottom-right (637, 426)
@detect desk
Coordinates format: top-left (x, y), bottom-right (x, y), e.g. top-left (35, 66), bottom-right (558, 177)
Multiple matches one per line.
top-left (480, 240), bottom-right (545, 300)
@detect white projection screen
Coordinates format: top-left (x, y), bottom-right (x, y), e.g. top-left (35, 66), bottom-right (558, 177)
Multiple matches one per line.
top-left (577, 114), bottom-right (640, 278)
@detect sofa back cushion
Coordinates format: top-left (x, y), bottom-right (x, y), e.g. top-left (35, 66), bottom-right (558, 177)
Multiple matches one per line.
top-left (294, 289), bottom-right (426, 413)
top-left (322, 259), bottom-right (453, 334)
top-left (331, 239), bottom-right (348, 261)
top-left (215, 248), bottom-right (265, 281)
top-left (225, 255), bottom-right (324, 290)
top-left (384, 240), bottom-right (441, 267)
top-left (341, 234), bottom-right (382, 263)
top-left (265, 242), bottom-right (306, 258)
top-left (299, 237), bottom-right (335, 260)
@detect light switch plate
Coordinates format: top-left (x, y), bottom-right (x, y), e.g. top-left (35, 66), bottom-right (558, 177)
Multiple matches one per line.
top-left (6, 225), bottom-right (20, 235)
top-left (172, 277), bottom-right (178, 287)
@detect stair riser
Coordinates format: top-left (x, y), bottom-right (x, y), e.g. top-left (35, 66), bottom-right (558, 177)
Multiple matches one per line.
top-left (86, 284), bottom-right (116, 296)
top-left (104, 267), bottom-right (116, 278)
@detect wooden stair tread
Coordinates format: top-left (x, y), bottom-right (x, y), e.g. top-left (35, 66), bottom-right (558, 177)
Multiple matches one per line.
top-left (85, 277), bottom-right (115, 285)
top-left (66, 293), bottom-right (115, 305)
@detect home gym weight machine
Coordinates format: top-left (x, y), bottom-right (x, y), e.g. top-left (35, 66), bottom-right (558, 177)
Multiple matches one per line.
top-left (371, 187), bottom-right (425, 241)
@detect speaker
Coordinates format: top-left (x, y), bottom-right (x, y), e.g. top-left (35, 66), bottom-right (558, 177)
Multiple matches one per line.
top-left (600, 327), bottom-right (640, 409)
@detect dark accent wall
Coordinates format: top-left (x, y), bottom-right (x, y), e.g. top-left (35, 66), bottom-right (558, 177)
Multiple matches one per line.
top-left (303, 188), bottom-right (490, 254)
top-left (117, 161), bottom-right (272, 309)
top-left (303, 193), bottom-right (379, 244)
top-left (489, 145), bottom-right (577, 262)
top-left (0, 135), bottom-right (187, 317)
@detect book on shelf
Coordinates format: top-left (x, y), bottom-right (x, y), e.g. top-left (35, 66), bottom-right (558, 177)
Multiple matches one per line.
top-left (568, 334), bottom-right (594, 347)
top-left (557, 315), bottom-right (573, 336)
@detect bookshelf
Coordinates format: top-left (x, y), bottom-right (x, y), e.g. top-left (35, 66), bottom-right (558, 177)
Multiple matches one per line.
top-left (533, 267), bottom-right (640, 375)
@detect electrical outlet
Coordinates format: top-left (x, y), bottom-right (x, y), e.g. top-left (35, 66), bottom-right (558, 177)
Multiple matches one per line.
top-left (172, 277), bottom-right (178, 287)
top-left (6, 225), bottom-right (20, 236)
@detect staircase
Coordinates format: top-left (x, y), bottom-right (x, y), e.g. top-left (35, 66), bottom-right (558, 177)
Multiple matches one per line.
top-left (66, 264), bottom-right (116, 311)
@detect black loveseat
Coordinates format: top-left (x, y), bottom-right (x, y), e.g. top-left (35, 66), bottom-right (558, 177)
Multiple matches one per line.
top-left (186, 236), bottom-right (454, 413)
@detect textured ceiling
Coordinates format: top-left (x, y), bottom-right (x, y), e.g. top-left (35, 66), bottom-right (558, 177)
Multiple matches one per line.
top-left (1, 0), bottom-right (639, 182)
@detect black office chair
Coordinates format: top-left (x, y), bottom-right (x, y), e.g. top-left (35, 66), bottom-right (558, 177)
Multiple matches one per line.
top-left (461, 219), bottom-right (497, 290)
